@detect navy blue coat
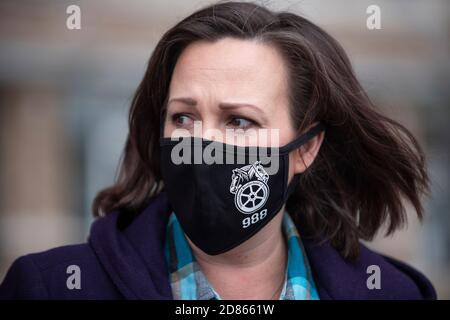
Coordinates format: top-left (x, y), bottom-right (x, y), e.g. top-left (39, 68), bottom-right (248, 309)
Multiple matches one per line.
top-left (0, 192), bottom-right (437, 299)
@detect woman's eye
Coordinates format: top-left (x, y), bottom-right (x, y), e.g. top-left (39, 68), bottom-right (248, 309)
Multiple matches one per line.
top-left (227, 117), bottom-right (256, 129)
top-left (171, 113), bottom-right (193, 127)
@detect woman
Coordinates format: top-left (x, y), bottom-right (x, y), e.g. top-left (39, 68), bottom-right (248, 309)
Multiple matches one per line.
top-left (0, 1), bottom-right (436, 299)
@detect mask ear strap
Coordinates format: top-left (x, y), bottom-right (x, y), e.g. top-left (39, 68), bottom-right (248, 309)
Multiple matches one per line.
top-left (279, 122), bottom-right (326, 154)
top-left (283, 124), bottom-right (325, 200)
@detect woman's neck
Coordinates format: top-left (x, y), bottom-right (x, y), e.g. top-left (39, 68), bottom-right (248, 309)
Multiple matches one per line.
top-left (187, 211), bottom-right (287, 299)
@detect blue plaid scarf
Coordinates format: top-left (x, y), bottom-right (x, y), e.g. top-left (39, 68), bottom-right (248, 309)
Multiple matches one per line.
top-left (164, 211), bottom-right (320, 300)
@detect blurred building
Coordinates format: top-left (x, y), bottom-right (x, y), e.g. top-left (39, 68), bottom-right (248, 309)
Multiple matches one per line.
top-left (0, 0), bottom-right (448, 298)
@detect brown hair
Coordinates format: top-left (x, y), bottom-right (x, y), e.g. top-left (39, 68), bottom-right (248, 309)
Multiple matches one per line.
top-left (92, 1), bottom-right (429, 259)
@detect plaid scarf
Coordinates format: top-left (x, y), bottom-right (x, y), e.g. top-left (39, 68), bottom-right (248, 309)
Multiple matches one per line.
top-left (164, 211), bottom-right (319, 300)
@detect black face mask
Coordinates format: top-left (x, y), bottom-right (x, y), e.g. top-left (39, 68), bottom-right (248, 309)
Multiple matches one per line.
top-left (159, 123), bottom-right (325, 255)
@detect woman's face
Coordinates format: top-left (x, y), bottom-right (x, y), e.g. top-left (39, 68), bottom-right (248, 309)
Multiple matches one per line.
top-left (164, 37), bottom-right (323, 179)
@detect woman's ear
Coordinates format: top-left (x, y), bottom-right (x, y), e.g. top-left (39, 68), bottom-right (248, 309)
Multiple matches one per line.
top-left (291, 123), bottom-right (325, 174)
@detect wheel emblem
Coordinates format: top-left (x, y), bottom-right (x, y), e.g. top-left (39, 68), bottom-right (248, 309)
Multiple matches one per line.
top-left (230, 161), bottom-right (270, 214)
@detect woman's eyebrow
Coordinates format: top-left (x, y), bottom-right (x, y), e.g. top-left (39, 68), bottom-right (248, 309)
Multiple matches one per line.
top-left (168, 97), bottom-right (266, 115)
top-left (168, 97), bottom-right (197, 106)
top-left (218, 102), bottom-right (263, 113)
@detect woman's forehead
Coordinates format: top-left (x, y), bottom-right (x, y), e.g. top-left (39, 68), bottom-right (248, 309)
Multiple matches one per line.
top-left (169, 38), bottom-right (289, 106)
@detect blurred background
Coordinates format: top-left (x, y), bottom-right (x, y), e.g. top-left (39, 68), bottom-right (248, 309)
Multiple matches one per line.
top-left (0, 0), bottom-right (448, 298)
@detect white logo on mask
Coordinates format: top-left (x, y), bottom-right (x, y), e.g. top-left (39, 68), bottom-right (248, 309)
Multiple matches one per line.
top-left (229, 161), bottom-right (270, 214)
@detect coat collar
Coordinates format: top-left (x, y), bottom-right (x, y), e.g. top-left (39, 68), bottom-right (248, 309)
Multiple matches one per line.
top-left (88, 191), bottom-right (435, 300)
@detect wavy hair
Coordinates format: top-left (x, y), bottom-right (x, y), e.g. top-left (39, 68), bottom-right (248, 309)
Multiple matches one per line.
top-left (92, 1), bottom-right (429, 259)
